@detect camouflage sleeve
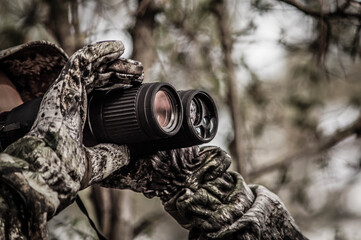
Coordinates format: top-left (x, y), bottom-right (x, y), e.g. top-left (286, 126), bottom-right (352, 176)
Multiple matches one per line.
top-left (0, 177), bottom-right (27, 239)
top-left (101, 146), bottom-right (309, 240)
top-left (0, 40), bottom-right (143, 239)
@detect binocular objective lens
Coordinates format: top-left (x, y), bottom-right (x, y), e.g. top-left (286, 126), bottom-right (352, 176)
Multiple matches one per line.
top-left (188, 96), bottom-right (217, 139)
top-left (190, 100), bottom-right (201, 125)
top-left (154, 90), bottom-right (175, 129)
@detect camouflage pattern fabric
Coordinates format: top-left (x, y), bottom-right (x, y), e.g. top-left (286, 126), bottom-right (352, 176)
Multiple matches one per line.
top-left (0, 40), bottom-right (143, 239)
top-left (0, 41), bottom-right (69, 102)
top-left (0, 40), bottom-right (308, 239)
top-left (102, 146), bottom-right (309, 240)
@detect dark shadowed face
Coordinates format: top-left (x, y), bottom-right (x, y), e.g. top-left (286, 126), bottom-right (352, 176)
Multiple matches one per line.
top-left (0, 72), bottom-right (23, 113)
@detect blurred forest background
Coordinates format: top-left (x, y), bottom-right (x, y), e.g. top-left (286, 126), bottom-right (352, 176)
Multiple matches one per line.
top-left (1, 0), bottom-right (361, 239)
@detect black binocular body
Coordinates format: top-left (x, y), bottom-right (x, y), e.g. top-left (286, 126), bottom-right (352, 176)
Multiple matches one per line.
top-left (0, 82), bottom-right (218, 153)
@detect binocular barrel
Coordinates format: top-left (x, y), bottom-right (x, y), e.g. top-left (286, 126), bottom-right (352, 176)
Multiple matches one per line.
top-left (87, 83), bottom-right (183, 145)
top-left (0, 83), bottom-right (218, 152)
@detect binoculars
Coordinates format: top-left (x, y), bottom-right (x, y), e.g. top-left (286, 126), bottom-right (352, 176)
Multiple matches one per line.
top-left (0, 82), bottom-right (218, 152)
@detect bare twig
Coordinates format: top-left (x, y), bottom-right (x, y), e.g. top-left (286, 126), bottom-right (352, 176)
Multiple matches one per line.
top-left (279, 0), bottom-right (360, 19)
top-left (351, 8), bottom-right (361, 60)
top-left (249, 116), bottom-right (361, 180)
top-left (133, 212), bottom-right (167, 237)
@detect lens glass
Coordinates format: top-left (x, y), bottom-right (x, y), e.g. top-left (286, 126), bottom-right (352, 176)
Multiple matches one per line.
top-left (154, 90), bottom-right (176, 129)
top-left (190, 100), bottom-right (201, 125)
top-left (190, 95), bottom-right (217, 139)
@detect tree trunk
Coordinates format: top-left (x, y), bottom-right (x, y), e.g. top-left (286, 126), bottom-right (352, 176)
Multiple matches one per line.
top-left (92, 1), bottom-right (161, 239)
top-left (210, 0), bottom-right (247, 178)
top-left (130, 0), bottom-right (160, 81)
top-left (91, 186), bottom-right (133, 240)
top-left (43, 0), bottom-right (84, 55)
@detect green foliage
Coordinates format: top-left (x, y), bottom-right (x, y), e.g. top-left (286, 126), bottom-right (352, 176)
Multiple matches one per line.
top-left (287, 94), bottom-right (318, 112)
top-left (334, 226), bottom-right (348, 240)
top-left (246, 79), bottom-right (268, 107)
top-left (350, 92), bottom-right (361, 109)
top-left (48, 212), bottom-right (98, 240)
top-left (18, 0), bottom-right (44, 28)
top-left (250, 0), bottom-right (273, 14)
top-left (0, 26), bottom-right (25, 49)
top-left (0, 0), bottom-right (51, 49)
top-left (291, 177), bottom-right (311, 211)
top-left (292, 62), bottom-right (325, 85)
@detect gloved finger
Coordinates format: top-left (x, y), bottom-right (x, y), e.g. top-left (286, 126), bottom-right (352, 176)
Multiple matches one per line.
top-left (91, 57), bottom-right (144, 90)
top-left (204, 186), bottom-right (272, 239)
top-left (100, 57), bottom-right (144, 76)
top-left (175, 188), bottom-right (222, 226)
top-left (75, 41), bottom-right (123, 66)
top-left (30, 41), bottom-right (143, 141)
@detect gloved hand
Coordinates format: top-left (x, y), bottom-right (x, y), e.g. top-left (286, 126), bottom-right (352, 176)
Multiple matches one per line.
top-left (0, 40), bottom-right (143, 239)
top-left (101, 146), bottom-right (254, 235)
top-left (101, 146), bottom-right (308, 240)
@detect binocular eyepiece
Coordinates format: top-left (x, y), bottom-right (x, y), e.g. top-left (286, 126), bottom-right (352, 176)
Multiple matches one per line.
top-left (0, 82), bottom-right (218, 152)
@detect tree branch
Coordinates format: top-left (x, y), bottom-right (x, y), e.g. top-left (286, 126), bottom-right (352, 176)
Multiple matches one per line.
top-left (279, 0), bottom-right (361, 19)
top-left (210, 0), bottom-right (248, 178)
top-left (351, 9), bottom-right (361, 60)
top-left (133, 212), bottom-right (167, 237)
top-left (249, 116), bottom-right (361, 180)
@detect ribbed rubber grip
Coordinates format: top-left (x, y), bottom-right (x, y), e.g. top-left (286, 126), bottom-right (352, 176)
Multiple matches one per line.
top-left (88, 83), bottom-right (183, 145)
top-left (101, 87), bottom-right (145, 143)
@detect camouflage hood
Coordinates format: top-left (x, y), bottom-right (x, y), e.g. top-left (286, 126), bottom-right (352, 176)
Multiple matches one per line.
top-left (0, 41), bottom-right (69, 102)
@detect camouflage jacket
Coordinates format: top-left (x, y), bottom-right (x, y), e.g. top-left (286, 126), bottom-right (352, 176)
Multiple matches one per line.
top-left (0, 41), bottom-right (308, 240)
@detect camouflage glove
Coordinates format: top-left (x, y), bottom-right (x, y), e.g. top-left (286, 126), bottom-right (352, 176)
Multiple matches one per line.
top-left (0, 40), bottom-right (143, 239)
top-left (102, 146), bottom-right (308, 240)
